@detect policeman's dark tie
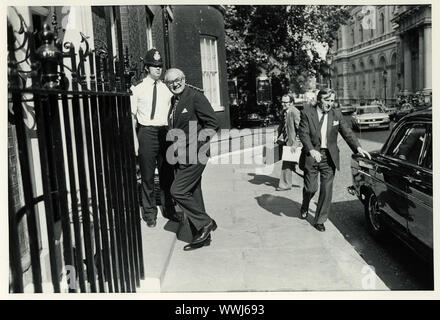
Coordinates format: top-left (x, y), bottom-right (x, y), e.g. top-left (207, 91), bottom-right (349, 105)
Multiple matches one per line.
top-left (150, 80), bottom-right (157, 120)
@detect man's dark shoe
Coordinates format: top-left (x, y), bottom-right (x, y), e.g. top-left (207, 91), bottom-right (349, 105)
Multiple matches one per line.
top-left (192, 219), bottom-right (217, 244)
top-left (300, 209), bottom-right (308, 220)
top-left (183, 235), bottom-right (211, 251)
top-left (314, 223), bottom-right (325, 232)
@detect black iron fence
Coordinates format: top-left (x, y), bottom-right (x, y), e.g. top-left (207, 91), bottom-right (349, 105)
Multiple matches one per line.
top-left (8, 14), bottom-right (143, 293)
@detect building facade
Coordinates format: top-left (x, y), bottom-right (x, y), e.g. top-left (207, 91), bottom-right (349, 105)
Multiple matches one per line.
top-left (91, 5), bottom-right (230, 127)
top-left (391, 5), bottom-right (432, 104)
top-left (332, 5), bottom-right (398, 105)
top-left (332, 5), bottom-right (431, 106)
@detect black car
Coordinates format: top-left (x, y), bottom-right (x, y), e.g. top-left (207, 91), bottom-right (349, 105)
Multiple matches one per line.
top-left (348, 108), bottom-right (432, 262)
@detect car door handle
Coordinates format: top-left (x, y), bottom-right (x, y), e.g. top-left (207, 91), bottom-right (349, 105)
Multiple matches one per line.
top-left (403, 176), bottom-right (422, 184)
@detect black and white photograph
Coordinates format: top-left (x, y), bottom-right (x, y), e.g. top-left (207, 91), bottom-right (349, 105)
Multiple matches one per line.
top-left (4, 0), bottom-right (438, 299)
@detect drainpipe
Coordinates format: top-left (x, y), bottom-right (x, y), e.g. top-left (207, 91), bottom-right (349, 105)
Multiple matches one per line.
top-left (161, 5), bottom-right (171, 69)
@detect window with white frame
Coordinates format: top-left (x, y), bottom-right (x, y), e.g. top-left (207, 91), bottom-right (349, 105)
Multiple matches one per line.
top-left (145, 8), bottom-right (153, 49)
top-left (200, 36), bottom-right (221, 109)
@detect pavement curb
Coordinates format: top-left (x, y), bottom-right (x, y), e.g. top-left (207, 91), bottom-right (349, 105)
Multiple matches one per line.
top-left (137, 207), bottom-right (183, 293)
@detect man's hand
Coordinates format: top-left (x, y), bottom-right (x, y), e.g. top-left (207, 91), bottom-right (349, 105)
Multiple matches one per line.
top-left (357, 146), bottom-right (371, 160)
top-left (309, 149), bottom-right (322, 163)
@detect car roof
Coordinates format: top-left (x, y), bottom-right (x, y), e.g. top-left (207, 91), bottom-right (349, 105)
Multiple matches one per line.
top-left (400, 107), bottom-right (432, 121)
top-left (356, 105), bottom-right (382, 109)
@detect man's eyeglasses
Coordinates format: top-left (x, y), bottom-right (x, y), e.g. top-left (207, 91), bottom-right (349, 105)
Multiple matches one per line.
top-left (165, 77), bottom-right (185, 86)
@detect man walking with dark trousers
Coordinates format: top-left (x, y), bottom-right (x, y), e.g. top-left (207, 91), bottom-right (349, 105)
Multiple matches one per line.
top-left (131, 49), bottom-right (182, 228)
top-left (164, 68), bottom-right (220, 250)
top-left (298, 88), bottom-right (371, 232)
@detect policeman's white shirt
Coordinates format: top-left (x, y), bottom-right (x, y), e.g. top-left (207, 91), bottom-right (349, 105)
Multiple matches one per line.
top-left (316, 107), bottom-right (328, 149)
top-left (130, 76), bottom-right (173, 126)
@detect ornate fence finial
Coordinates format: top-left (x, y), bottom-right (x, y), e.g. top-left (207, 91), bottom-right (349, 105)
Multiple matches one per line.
top-left (36, 24), bottom-right (62, 89)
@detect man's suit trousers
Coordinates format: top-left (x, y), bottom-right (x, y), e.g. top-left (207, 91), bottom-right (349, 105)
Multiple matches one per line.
top-left (301, 148), bottom-right (336, 224)
top-left (138, 125), bottom-right (176, 220)
top-left (170, 163), bottom-right (211, 231)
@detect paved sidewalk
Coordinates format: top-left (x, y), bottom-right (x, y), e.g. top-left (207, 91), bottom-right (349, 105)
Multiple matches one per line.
top-left (156, 146), bottom-right (389, 292)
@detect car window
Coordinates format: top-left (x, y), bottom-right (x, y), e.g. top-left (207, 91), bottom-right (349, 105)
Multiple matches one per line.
top-left (358, 107), bottom-right (381, 114)
top-left (386, 123), bottom-right (427, 166)
top-left (421, 129), bottom-right (432, 170)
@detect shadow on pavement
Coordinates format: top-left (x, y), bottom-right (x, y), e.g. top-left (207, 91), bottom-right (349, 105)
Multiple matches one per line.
top-left (255, 193), bottom-right (315, 220)
top-left (329, 199), bottom-right (434, 290)
top-left (247, 172), bottom-right (301, 189)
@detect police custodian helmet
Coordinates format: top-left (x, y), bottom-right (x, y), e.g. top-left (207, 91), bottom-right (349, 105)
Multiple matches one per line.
top-left (144, 48), bottom-right (163, 67)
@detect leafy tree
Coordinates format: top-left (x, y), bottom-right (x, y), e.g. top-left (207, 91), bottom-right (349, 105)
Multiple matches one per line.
top-left (225, 5), bottom-right (350, 94)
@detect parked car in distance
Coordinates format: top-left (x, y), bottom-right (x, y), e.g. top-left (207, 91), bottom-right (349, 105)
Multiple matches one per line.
top-left (351, 105), bottom-right (390, 131)
top-left (348, 108), bottom-right (432, 263)
top-left (243, 112), bottom-right (264, 127)
top-left (394, 103), bottom-right (415, 122)
top-left (340, 103), bottom-right (356, 115)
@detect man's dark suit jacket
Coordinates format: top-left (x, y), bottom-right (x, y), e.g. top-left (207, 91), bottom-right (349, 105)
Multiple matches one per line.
top-left (167, 86), bottom-right (220, 164)
top-left (298, 104), bottom-right (360, 171)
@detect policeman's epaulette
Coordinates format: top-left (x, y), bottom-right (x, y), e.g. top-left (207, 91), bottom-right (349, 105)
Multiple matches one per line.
top-left (185, 84), bottom-right (204, 92)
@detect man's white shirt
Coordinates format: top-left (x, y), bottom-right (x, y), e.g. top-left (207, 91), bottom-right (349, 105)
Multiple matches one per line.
top-left (130, 76), bottom-right (173, 126)
top-left (317, 108), bottom-right (328, 149)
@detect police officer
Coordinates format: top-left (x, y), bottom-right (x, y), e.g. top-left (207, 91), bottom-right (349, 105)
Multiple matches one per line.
top-left (131, 49), bottom-right (182, 227)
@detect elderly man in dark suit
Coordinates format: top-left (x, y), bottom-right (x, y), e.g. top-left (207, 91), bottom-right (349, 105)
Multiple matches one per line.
top-left (298, 88), bottom-right (371, 232)
top-left (164, 68), bottom-right (220, 250)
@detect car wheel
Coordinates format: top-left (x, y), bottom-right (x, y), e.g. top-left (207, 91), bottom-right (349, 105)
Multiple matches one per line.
top-left (364, 192), bottom-right (385, 238)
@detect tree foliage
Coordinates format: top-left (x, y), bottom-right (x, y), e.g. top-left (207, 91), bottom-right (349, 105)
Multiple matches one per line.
top-left (225, 5), bottom-right (350, 93)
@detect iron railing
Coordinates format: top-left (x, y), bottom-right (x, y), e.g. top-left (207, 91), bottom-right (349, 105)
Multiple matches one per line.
top-left (8, 13), bottom-right (143, 293)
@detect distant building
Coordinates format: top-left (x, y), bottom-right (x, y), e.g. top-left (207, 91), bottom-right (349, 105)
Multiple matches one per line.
top-left (391, 5), bottom-right (432, 104)
top-left (332, 5), bottom-right (431, 106)
top-left (332, 5), bottom-right (398, 105)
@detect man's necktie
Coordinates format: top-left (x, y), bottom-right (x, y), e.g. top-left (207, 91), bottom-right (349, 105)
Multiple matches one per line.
top-left (318, 112), bottom-right (326, 146)
top-left (170, 95), bottom-right (179, 128)
top-left (150, 80), bottom-right (157, 120)
top-left (281, 110), bottom-right (288, 142)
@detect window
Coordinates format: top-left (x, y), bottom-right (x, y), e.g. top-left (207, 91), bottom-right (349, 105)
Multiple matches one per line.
top-left (145, 9), bottom-right (153, 49)
top-left (359, 24), bottom-right (363, 42)
top-left (200, 36), bottom-right (221, 108)
top-left (351, 28), bottom-right (355, 45)
top-left (30, 6), bottom-right (50, 49)
top-left (380, 13), bottom-right (385, 34)
top-left (386, 123), bottom-right (427, 167)
top-left (421, 127), bottom-right (432, 170)
top-left (110, 7), bottom-right (118, 59)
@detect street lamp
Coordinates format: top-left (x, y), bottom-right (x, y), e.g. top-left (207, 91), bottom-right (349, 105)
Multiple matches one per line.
top-left (327, 54), bottom-right (333, 89)
top-left (382, 69), bottom-right (388, 106)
